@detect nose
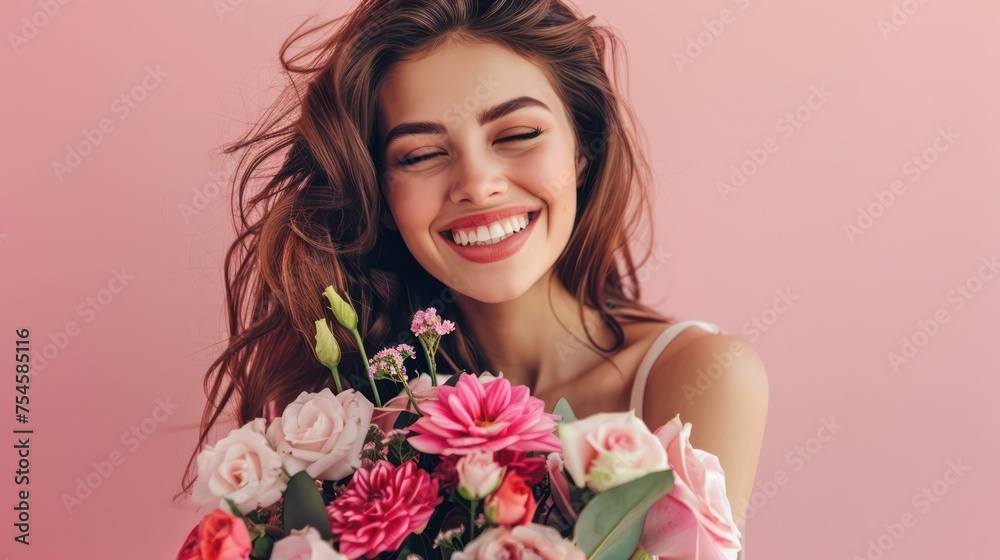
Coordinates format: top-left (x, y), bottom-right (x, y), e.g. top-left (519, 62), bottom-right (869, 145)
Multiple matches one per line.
top-left (448, 146), bottom-right (508, 205)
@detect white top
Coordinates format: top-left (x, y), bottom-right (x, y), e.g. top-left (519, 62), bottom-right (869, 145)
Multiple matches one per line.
top-left (628, 320), bottom-right (747, 560)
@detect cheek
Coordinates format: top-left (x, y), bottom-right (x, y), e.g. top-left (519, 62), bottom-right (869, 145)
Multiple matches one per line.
top-left (517, 144), bottom-right (578, 204)
top-left (385, 181), bottom-right (439, 234)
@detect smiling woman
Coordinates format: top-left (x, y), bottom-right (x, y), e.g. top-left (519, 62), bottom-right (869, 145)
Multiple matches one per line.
top-left (177, 1), bottom-right (765, 558)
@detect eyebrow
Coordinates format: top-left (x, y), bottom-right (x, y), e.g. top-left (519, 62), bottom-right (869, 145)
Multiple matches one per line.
top-left (382, 96), bottom-right (551, 150)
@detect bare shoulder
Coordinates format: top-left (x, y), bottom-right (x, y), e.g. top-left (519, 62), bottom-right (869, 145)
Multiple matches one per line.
top-left (641, 331), bottom-right (770, 526)
top-left (658, 333), bottom-right (768, 411)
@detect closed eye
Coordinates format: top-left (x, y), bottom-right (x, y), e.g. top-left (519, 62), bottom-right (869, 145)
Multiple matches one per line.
top-left (396, 127), bottom-right (545, 167)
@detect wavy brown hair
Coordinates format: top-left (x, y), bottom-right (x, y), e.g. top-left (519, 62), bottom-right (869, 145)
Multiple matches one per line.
top-left (177, 0), bottom-right (675, 499)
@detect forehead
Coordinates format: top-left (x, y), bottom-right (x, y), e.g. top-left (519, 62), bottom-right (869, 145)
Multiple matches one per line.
top-left (377, 40), bottom-right (558, 135)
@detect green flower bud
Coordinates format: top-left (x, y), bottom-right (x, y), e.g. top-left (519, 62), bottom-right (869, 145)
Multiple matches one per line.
top-left (323, 286), bottom-right (358, 330)
top-left (313, 319), bottom-right (342, 369)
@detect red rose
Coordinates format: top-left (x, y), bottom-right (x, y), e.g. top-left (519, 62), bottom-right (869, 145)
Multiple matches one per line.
top-left (484, 471), bottom-right (537, 527)
top-left (176, 509), bottom-right (252, 560)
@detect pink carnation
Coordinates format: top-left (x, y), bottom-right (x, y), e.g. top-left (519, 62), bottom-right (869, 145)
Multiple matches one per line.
top-left (406, 373), bottom-right (562, 456)
top-left (326, 459), bottom-right (443, 559)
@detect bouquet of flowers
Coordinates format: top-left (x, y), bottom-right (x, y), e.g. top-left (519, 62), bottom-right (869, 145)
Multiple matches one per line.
top-left (176, 287), bottom-right (743, 560)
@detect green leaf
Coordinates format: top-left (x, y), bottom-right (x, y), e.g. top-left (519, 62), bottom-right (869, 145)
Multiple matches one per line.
top-left (552, 398), bottom-right (576, 423)
top-left (627, 549), bottom-right (654, 560)
top-left (283, 471), bottom-right (333, 540)
top-left (573, 470), bottom-right (674, 560)
top-left (250, 533), bottom-right (275, 559)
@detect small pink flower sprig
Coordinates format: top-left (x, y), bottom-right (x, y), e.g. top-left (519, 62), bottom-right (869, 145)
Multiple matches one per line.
top-left (410, 307), bottom-right (455, 387)
top-left (313, 286), bottom-right (457, 408)
top-left (368, 343), bottom-right (424, 415)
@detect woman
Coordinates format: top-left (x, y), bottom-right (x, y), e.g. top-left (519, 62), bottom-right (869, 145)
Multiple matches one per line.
top-left (180, 0), bottom-right (768, 556)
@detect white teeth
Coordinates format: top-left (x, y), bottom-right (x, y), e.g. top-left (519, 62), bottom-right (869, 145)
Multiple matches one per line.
top-left (448, 212), bottom-right (535, 246)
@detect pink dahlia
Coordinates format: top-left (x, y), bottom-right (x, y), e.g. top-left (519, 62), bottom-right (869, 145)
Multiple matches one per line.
top-left (326, 459), bottom-right (443, 559)
top-left (407, 373), bottom-right (562, 456)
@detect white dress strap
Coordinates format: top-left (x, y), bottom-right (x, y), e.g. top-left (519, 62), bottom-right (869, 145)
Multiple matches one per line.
top-left (629, 320), bottom-right (724, 420)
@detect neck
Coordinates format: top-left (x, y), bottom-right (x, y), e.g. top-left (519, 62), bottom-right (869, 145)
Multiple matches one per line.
top-left (453, 268), bottom-right (616, 395)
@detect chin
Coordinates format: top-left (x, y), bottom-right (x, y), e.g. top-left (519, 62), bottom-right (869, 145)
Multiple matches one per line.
top-left (453, 276), bottom-right (537, 304)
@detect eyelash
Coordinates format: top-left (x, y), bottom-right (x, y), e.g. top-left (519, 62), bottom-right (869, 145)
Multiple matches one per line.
top-left (396, 127), bottom-right (545, 167)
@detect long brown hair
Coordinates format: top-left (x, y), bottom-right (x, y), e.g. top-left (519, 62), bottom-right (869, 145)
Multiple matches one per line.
top-left (177, 0), bottom-right (674, 499)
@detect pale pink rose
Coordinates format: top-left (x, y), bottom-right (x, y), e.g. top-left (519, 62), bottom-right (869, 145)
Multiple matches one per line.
top-left (175, 509), bottom-right (252, 560)
top-left (270, 526), bottom-right (348, 560)
top-left (265, 388), bottom-right (373, 481)
top-left (456, 451), bottom-right (506, 500)
top-left (452, 523), bottom-right (586, 560)
top-left (193, 418), bottom-right (287, 514)
top-left (556, 409), bottom-right (668, 492)
top-left (638, 415), bottom-right (742, 560)
top-left (407, 373), bottom-right (561, 456)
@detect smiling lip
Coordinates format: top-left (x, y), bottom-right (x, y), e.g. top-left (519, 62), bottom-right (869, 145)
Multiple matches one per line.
top-left (442, 209), bottom-right (540, 264)
top-left (438, 205), bottom-right (542, 233)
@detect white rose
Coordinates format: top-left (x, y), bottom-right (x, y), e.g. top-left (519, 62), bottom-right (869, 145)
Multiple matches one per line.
top-left (266, 388), bottom-right (374, 481)
top-left (270, 526), bottom-right (349, 560)
top-left (193, 418), bottom-right (286, 514)
top-left (456, 451), bottom-right (506, 500)
top-left (557, 409), bottom-right (669, 493)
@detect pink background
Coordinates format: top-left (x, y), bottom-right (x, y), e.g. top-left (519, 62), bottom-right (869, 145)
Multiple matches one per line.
top-left (2, 0), bottom-right (997, 557)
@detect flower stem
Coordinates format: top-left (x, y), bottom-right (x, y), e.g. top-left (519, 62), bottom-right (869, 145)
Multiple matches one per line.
top-left (399, 374), bottom-right (423, 416)
top-left (224, 497), bottom-right (246, 520)
top-left (419, 338), bottom-right (438, 387)
top-left (469, 498), bottom-right (479, 541)
top-left (329, 364), bottom-right (343, 393)
top-left (352, 329), bottom-right (381, 406)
